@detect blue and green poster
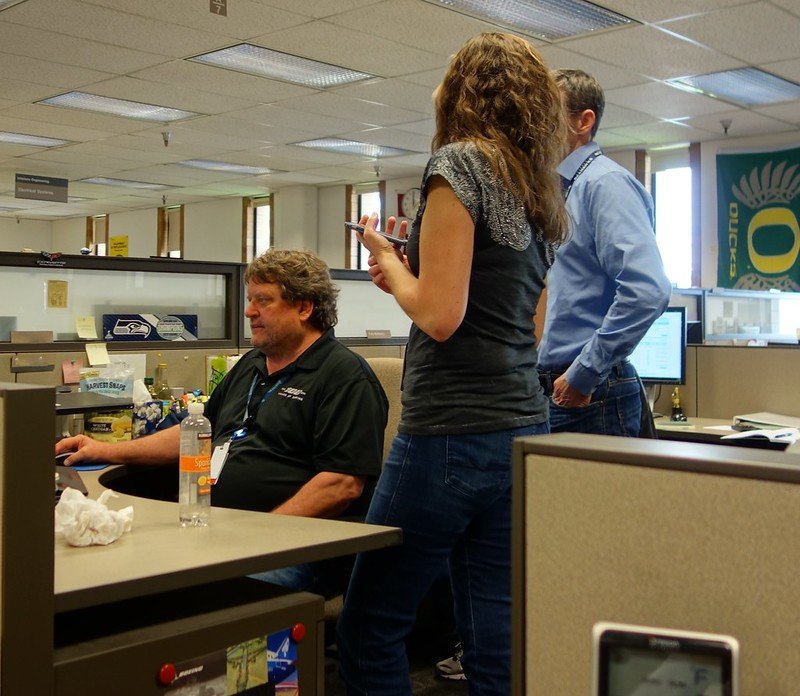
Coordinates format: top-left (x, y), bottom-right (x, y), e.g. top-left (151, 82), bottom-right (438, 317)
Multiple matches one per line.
top-left (717, 145), bottom-right (800, 291)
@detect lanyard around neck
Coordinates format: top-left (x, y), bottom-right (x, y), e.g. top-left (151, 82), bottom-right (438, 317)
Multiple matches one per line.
top-left (241, 373), bottom-right (289, 427)
top-left (562, 149), bottom-right (602, 201)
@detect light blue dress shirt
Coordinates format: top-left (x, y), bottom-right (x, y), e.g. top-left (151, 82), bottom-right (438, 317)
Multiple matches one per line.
top-left (537, 141), bottom-right (672, 395)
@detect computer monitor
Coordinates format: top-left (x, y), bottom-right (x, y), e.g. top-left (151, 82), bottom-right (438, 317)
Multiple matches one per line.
top-left (629, 306), bottom-right (686, 385)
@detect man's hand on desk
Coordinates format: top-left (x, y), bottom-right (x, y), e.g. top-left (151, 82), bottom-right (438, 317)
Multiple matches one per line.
top-left (55, 435), bottom-right (115, 467)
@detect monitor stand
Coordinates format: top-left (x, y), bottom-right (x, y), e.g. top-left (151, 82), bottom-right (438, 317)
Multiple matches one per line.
top-left (644, 384), bottom-right (658, 416)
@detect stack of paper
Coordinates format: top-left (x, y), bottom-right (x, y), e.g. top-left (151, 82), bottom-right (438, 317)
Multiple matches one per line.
top-left (722, 427), bottom-right (800, 444)
top-left (732, 412), bottom-right (800, 429)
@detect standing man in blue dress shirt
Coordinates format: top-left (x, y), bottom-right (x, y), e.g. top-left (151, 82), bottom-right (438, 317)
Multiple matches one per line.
top-left (537, 69), bottom-right (672, 436)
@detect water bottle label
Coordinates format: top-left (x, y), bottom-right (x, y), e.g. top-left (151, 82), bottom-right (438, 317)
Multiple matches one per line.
top-left (180, 453), bottom-right (210, 473)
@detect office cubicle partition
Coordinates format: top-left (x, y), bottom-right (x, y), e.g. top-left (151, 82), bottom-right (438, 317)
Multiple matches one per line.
top-left (0, 382), bottom-right (56, 694)
top-left (511, 433), bottom-right (800, 695)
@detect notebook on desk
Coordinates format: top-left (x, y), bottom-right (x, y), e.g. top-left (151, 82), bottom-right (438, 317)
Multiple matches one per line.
top-left (733, 412), bottom-right (800, 430)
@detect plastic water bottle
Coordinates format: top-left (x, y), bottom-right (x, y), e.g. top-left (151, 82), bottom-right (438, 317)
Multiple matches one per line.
top-left (179, 401), bottom-right (211, 527)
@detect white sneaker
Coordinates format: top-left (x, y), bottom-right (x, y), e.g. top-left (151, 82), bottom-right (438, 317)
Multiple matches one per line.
top-left (435, 643), bottom-right (466, 681)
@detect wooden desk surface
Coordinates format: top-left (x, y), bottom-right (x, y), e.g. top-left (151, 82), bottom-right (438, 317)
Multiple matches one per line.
top-left (55, 470), bottom-right (401, 613)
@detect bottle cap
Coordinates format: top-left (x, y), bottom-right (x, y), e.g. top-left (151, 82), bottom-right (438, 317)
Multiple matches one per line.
top-left (188, 401), bottom-right (204, 415)
top-left (144, 377), bottom-right (154, 385)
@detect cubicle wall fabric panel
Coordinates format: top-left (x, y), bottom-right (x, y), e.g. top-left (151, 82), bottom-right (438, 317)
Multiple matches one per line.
top-left (518, 448), bottom-right (800, 695)
top-left (716, 145), bottom-right (800, 291)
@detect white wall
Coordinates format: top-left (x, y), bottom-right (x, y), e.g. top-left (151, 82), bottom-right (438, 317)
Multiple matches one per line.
top-left (52, 216), bottom-right (88, 254)
top-left (317, 185), bottom-right (347, 268)
top-left (273, 185), bottom-right (318, 252)
top-left (183, 197), bottom-right (243, 262)
top-left (0, 217), bottom-right (54, 252)
top-left (107, 208), bottom-right (157, 258)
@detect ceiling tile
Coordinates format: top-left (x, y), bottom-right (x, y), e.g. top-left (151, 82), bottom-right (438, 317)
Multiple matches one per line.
top-left (599, 102), bottom-right (656, 129)
top-left (604, 120), bottom-right (716, 145)
top-left (250, 20), bottom-right (447, 77)
top-left (0, 50), bottom-right (113, 88)
top-left (257, 144), bottom-right (364, 166)
top-left (394, 119), bottom-right (435, 137)
top-left (336, 128), bottom-right (430, 153)
top-left (755, 57), bottom-right (800, 84)
top-left (180, 115), bottom-right (314, 146)
top-left (400, 67), bottom-right (446, 89)
top-left (334, 79), bottom-right (435, 115)
top-left (130, 60), bottom-right (315, 103)
top-left (536, 45), bottom-right (649, 90)
top-left (0, 103), bottom-right (155, 134)
top-left (231, 104), bottom-right (360, 136)
top-left (275, 92), bottom-right (426, 127)
top-left (595, 131), bottom-right (642, 149)
top-left (81, 0), bottom-right (307, 38)
top-left (325, 0), bottom-right (499, 57)
top-left (606, 82), bottom-right (732, 120)
top-left (0, 115), bottom-right (113, 142)
top-left (660, 2), bottom-right (800, 65)
top-left (770, 0), bottom-right (800, 18)
top-left (0, 77), bottom-right (58, 103)
top-left (598, 0), bottom-right (752, 23)
top-left (249, 0), bottom-right (383, 19)
top-left (560, 25), bottom-right (743, 81)
top-left (754, 102), bottom-right (800, 125)
top-left (83, 76), bottom-right (258, 116)
top-left (685, 109), bottom-right (797, 137)
top-left (0, 22), bottom-right (168, 73)
top-left (2, 0), bottom-right (228, 58)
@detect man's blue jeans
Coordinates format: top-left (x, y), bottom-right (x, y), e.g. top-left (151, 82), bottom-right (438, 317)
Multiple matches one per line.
top-left (545, 362), bottom-right (642, 436)
top-left (336, 421), bottom-right (549, 696)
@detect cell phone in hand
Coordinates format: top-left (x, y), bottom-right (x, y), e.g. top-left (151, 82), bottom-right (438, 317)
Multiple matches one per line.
top-left (344, 221), bottom-right (407, 247)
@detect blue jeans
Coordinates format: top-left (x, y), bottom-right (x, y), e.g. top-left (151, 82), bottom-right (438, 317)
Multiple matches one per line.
top-left (546, 362), bottom-right (642, 436)
top-left (336, 422), bottom-right (549, 696)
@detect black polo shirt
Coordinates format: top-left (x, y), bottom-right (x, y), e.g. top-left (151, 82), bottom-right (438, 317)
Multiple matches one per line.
top-left (205, 330), bottom-right (388, 519)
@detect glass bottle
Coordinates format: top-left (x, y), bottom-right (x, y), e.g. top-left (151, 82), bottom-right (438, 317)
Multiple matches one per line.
top-left (153, 361), bottom-right (174, 418)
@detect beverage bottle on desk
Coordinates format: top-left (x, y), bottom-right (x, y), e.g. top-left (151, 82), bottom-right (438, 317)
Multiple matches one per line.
top-left (179, 401), bottom-right (212, 527)
top-left (153, 361), bottom-right (174, 418)
top-left (144, 376), bottom-right (156, 398)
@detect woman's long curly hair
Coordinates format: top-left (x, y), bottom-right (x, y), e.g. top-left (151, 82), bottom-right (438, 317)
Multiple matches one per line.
top-left (432, 32), bottom-right (569, 245)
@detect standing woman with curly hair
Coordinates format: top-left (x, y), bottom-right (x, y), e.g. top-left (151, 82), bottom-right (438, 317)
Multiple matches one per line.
top-left (337, 33), bottom-right (568, 696)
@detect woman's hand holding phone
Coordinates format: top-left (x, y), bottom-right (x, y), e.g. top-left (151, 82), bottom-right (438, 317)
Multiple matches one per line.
top-left (351, 214), bottom-right (408, 294)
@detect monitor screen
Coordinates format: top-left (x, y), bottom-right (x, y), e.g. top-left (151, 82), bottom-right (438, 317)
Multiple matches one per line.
top-left (629, 307), bottom-right (686, 385)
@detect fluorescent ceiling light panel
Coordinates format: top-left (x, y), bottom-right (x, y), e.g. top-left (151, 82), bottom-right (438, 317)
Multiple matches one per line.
top-left (178, 159), bottom-right (277, 176)
top-left (0, 130), bottom-right (70, 147)
top-left (668, 68), bottom-right (800, 107)
top-left (38, 92), bottom-right (198, 122)
top-left (424, 0), bottom-right (633, 41)
top-left (190, 44), bottom-right (374, 88)
top-left (292, 138), bottom-right (417, 158)
top-left (80, 177), bottom-right (170, 190)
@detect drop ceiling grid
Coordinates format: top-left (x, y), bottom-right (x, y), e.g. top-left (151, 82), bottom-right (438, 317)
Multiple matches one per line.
top-left (128, 61), bottom-right (317, 104)
top-left (0, 51), bottom-right (114, 88)
top-left (0, 21), bottom-right (170, 73)
top-left (0, 0), bottom-right (231, 59)
top-left (659, 2), bottom-right (800, 65)
top-left (558, 24), bottom-right (744, 81)
top-left (536, 45), bottom-right (650, 91)
top-left (248, 20), bottom-right (448, 77)
top-left (81, 75), bottom-right (261, 115)
top-left (598, 0), bottom-right (754, 24)
top-left (228, 104), bottom-right (368, 136)
top-left (605, 82), bottom-right (733, 120)
top-left (332, 79), bottom-right (436, 115)
top-left (685, 109), bottom-right (797, 137)
top-left (77, 0), bottom-right (310, 39)
top-left (0, 103), bottom-right (162, 135)
top-left (270, 91), bottom-right (428, 128)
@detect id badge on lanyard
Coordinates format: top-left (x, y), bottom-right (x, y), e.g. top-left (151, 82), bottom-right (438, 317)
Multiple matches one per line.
top-left (210, 373), bottom-right (289, 485)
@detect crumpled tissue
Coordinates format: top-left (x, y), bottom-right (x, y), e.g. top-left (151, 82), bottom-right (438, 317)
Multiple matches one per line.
top-left (55, 488), bottom-right (133, 546)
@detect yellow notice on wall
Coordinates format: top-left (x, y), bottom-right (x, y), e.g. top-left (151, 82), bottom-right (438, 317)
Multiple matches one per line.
top-left (109, 235), bottom-right (128, 257)
top-left (47, 279), bottom-right (68, 308)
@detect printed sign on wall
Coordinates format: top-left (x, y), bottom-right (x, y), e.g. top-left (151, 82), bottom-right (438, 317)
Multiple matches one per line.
top-left (717, 145), bottom-right (800, 291)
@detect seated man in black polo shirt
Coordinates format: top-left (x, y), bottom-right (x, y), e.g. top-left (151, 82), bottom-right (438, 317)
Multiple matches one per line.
top-left (56, 249), bottom-right (388, 597)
